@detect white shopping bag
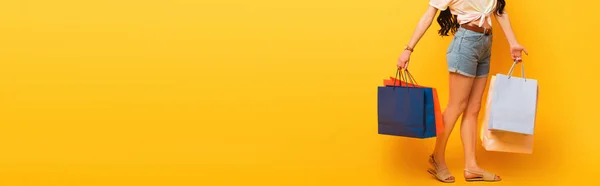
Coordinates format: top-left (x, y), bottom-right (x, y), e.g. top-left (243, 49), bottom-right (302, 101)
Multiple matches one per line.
top-left (489, 61), bottom-right (538, 135)
top-left (481, 76), bottom-right (535, 154)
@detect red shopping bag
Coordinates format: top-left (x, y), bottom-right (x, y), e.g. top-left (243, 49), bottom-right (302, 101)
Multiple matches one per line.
top-left (383, 77), bottom-right (445, 136)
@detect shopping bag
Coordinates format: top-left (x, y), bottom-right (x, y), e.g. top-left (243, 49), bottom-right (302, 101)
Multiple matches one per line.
top-left (383, 77), bottom-right (444, 136)
top-left (480, 75), bottom-right (535, 154)
top-left (378, 70), bottom-right (436, 138)
top-left (488, 62), bottom-right (539, 135)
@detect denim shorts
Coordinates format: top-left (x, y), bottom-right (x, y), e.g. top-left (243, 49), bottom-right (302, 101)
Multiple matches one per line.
top-left (446, 27), bottom-right (493, 78)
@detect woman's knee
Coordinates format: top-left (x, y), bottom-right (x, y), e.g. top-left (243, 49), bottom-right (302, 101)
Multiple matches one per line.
top-left (464, 103), bottom-right (482, 118)
top-left (448, 100), bottom-right (469, 113)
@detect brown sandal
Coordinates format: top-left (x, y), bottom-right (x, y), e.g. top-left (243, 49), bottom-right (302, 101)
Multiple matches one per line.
top-left (427, 155), bottom-right (455, 183)
top-left (464, 169), bottom-right (502, 182)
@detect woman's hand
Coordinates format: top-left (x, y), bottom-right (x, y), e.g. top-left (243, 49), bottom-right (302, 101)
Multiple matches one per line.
top-left (397, 50), bottom-right (412, 69)
top-left (510, 44), bottom-right (528, 62)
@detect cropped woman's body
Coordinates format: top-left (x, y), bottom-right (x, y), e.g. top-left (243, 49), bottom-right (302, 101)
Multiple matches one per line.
top-left (396, 0), bottom-right (528, 182)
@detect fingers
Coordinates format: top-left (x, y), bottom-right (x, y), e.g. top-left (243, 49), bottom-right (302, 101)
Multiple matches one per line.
top-left (397, 64), bottom-right (408, 69)
top-left (512, 52), bottom-right (524, 62)
top-left (514, 54), bottom-right (522, 62)
top-left (397, 58), bottom-right (409, 69)
top-left (516, 48), bottom-right (527, 62)
top-left (516, 57), bottom-right (523, 62)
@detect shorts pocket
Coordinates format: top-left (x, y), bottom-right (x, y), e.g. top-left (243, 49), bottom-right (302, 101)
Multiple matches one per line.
top-left (462, 34), bottom-right (483, 42)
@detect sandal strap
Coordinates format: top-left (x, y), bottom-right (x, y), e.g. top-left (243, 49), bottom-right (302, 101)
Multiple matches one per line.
top-left (437, 169), bottom-right (453, 179)
top-left (464, 169), bottom-right (497, 181)
top-left (429, 155), bottom-right (438, 168)
top-left (429, 155), bottom-right (443, 170)
top-left (430, 155), bottom-right (453, 180)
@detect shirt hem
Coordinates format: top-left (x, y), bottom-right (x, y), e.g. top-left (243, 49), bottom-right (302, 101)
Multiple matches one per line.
top-left (429, 2), bottom-right (448, 11)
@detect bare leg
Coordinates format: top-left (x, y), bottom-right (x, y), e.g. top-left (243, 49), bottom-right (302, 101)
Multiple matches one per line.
top-left (461, 76), bottom-right (501, 180)
top-left (431, 72), bottom-right (474, 181)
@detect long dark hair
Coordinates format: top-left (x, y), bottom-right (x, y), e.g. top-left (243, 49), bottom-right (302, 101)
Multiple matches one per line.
top-left (437, 0), bottom-right (506, 36)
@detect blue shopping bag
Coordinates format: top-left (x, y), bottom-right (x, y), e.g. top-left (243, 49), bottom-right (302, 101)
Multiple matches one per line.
top-left (377, 70), bottom-right (436, 138)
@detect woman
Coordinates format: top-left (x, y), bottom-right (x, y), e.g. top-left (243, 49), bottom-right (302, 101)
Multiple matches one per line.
top-left (396, 0), bottom-right (528, 183)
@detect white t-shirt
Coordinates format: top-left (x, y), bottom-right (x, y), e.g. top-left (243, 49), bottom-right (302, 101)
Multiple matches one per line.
top-left (429, 0), bottom-right (498, 27)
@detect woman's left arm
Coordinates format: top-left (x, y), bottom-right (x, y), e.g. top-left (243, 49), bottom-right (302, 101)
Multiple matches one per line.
top-left (495, 11), bottom-right (529, 62)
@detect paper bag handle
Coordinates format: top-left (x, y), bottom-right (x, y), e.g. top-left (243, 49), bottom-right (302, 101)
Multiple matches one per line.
top-left (507, 60), bottom-right (527, 81)
top-left (405, 70), bottom-right (419, 86)
top-left (392, 68), bottom-right (418, 89)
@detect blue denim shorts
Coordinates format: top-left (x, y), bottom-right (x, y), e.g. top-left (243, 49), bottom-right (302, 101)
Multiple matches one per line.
top-left (446, 27), bottom-right (493, 78)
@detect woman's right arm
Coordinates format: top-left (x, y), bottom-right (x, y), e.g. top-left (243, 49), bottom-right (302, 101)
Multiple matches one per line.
top-left (397, 6), bottom-right (439, 69)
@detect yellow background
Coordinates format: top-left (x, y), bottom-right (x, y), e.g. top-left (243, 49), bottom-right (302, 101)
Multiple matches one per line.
top-left (0, 0), bottom-right (598, 185)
